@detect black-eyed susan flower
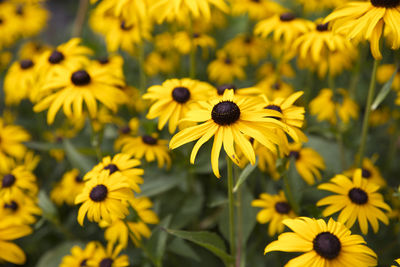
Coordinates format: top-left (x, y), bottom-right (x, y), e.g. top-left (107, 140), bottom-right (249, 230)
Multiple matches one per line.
top-left (84, 153), bottom-right (144, 193)
top-left (230, 0), bottom-right (285, 20)
top-left (256, 77), bottom-right (294, 100)
top-left (296, 0), bottom-right (346, 12)
top-left (0, 218), bottom-right (32, 265)
top-left (51, 169), bottom-right (86, 206)
top-left (0, 165), bottom-right (37, 201)
top-left (252, 191), bottom-right (297, 236)
top-left (0, 195), bottom-right (41, 224)
top-left (0, 4), bottom-right (19, 49)
top-left (60, 241), bottom-right (97, 267)
top-left (95, 0), bottom-right (149, 25)
top-left (170, 89), bottom-right (284, 178)
top-left (13, 3), bottom-right (48, 38)
top-left (117, 118), bottom-right (139, 137)
top-left (18, 41), bottom-right (51, 60)
top-left (265, 217), bottom-right (377, 266)
top-left (343, 158), bottom-right (386, 187)
top-left (88, 242), bottom-right (129, 267)
top-left (115, 134), bottom-right (171, 169)
top-left (33, 62), bottom-right (127, 124)
top-left (257, 62), bottom-right (295, 80)
top-left (144, 51), bottom-right (180, 77)
top-left (310, 88), bottom-right (359, 125)
top-left (174, 31), bottom-right (216, 56)
top-left (317, 169), bottom-right (391, 234)
top-left (287, 143), bottom-right (325, 185)
top-left (211, 84), bottom-right (262, 99)
top-left (392, 258), bottom-right (400, 267)
top-left (324, 0), bottom-right (400, 59)
top-left (224, 34), bottom-right (269, 64)
top-left (91, 55), bottom-right (125, 81)
top-left (75, 170), bottom-right (134, 225)
top-left (207, 50), bottom-right (246, 84)
top-left (143, 78), bottom-right (212, 133)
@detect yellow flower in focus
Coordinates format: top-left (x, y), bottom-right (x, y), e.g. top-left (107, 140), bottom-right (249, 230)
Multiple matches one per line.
top-left (265, 217), bottom-right (377, 266)
top-left (252, 191), bottom-right (297, 236)
top-left (60, 241), bottom-right (97, 267)
top-left (51, 169), bottom-right (85, 206)
top-left (230, 0), bottom-right (285, 20)
top-left (317, 169), bottom-right (391, 234)
top-left (224, 34), bottom-right (269, 64)
top-left (287, 142), bottom-right (325, 185)
top-left (143, 78), bottom-right (213, 133)
top-left (310, 88), bottom-right (359, 125)
top-left (207, 50), bottom-right (246, 84)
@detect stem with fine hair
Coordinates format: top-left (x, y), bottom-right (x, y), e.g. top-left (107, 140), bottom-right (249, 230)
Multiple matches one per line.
top-left (226, 156), bottom-right (236, 266)
top-left (356, 59), bottom-right (379, 168)
top-left (72, 0), bottom-right (90, 37)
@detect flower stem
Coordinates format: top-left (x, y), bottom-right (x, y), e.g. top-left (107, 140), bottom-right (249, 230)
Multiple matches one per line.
top-left (234, 165), bottom-right (242, 267)
top-left (72, 0), bottom-right (89, 37)
top-left (226, 156), bottom-right (236, 265)
top-left (356, 59), bottom-right (379, 167)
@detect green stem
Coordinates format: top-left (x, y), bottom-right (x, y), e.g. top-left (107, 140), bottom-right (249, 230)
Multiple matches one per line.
top-left (72, 0), bottom-right (89, 37)
top-left (88, 118), bottom-right (103, 161)
top-left (138, 41), bottom-right (147, 92)
top-left (356, 59), bottom-right (379, 168)
top-left (283, 170), bottom-right (299, 214)
top-left (385, 122), bottom-right (399, 171)
top-left (234, 166), bottom-right (242, 267)
top-left (226, 156), bottom-right (236, 266)
top-left (349, 45), bottom-right (365, 99)
top-left (189, 18), bottom-right (196, 78)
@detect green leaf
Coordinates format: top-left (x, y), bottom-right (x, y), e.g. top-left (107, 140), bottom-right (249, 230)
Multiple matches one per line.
top-left (164, 229), bottom-right (234, 265)
top-left (168, 237), bottom-right (200, 262)
top-left (372, 66), bottom-right (398, 110)
top-left (36, 241), bottom-right (84, 267)
top-left (38, 190), bottom-right (58, 219)
top-left (137, 173), bottom-right (182, 197)
top-left (145, 215), bottom-right (172, 266)
top-left (63, 139), bottom-right (95, 173)
top-left (233, 160), bottom-right (257, 192)
top-left (286, 158), bottom-right (302, 214)
top-left (24, 141), bottom-right (63, 151)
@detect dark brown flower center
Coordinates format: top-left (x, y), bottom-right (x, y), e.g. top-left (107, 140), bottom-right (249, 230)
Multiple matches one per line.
top-left (2, 174), bottom-right (16, 188)
top-left (99, 258), bottom-right (113, 267)
top-left (371, 0), bottom-right (400, 7)
top-left (212, 101), bottom-right (241, 125)
top-left (75, 175), bottom-right (83, 183)
top-left (71, 70), bottom-right (91, 86)
top-left (119, 126), bottom-right (131, 134)
top-left (20, 59), bottom-right (34, 70)
top-left (348, 188), bottom-right (368, 205)
top-left (313, 232), bottom-right (341, 259)
top-left (120, 21), bottom-right (133, 31)
top-left (224, 58), bottom-right (232, 65)
top-left (316, 23), bottom-right (329, 32)
top-left (80, 259), bottom-right (88, 267)
top-left (98, 57), bottom-right (109, 64)
top-left (274, 201), bottom-right (291, 214)
top-left (104, 164), bottom-right (119, 175)
top-left (271, 82), bottom-right (281, 90)
top-left (142, 135), bottom-right (158, 145)
top-left (89, 184), bottom-right (108, 202)
top-left (4, 201), bottom-right (18, 211)
top-left (172, 87), bottom-right (191, 103)
top-left (265, 105), bottom-right (283, 120)
top-left (15, 5), bottom-right (24, 16)
top-left (217, 84), bottom-right (236, 95)
top-left (361, 168), bottom-right (372, 178)
top-left (280, 12), bottom-right (295, 22)
top-left (48, 50), bottom-right (65, 64)
top-left (289, 151), bottom-right (300, 160)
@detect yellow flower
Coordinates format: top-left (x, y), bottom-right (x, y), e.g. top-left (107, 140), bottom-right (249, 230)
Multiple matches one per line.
top-left (343, 158), bottom-right (386, 187)
top-left (0, 195), bottom-right (41, 224)
top-left (120, 86), bottom-right (149, 112)
top-left (257, 62), bottom-right (295, 80)
top-left (115, 134), bottom-right (171, 169)
top-left (230, 0), bottom-right (285, 20)
top-left (18, 41), bottom-right (51, 60)
top-left (369, 106), bottom-right (391, 127)
top-left (94, 0), bottom-right (150, 25)
top-left (287, 143), bottom-right (325, 185)
top-left (51, 169), bottom-right (86, 206)
top-left (252, 191), bottom-right (297, 236)
top-left (324, 0), bottom-right (400, 59)
top-left (310, 88), bottom-right (359, 125)
top-left (144, 51), bottom-right (180, 76)
top-left (296, 0), bottom-right (346, 13)
top-left (84, 153), bottom-right (144, 193)
top-left (0, 218), bottom-right (32, 265)
top-left (173, 31), bottom-right (216, 55)
top-left (377, 64), bottom-right (400, 90)
top-left (0, 51), bottom-right (12, 71)
top-left (392, 258), bottom-right (400, 267)
top-left (207, 50), bottom-right (246, 84)
top-left (13, 3), bottom-right (48, 38)
top-left (60, 241), bottom-right (97, 267)
top-left (265, 217), bottom-right (377, 266)
top-left (34, 62), bottom-right (127, 124)
top-left (143, 78), bottom-right (213, 133)
top-left (87, 242), bottom-right (129, 267)
top-left (0, 3), bottom-right (19, 49)
top-left (317, 169), bottom-right (391, 234)
top-left (256, 77), bottom-right (294, 100)
top-left (224, 34), bottom-right (269, 64)
top-left (0, 165), bottom-right (37, 201)
top-left (75, 170), bottom-right (134, 225)
top-left (170, 89), bottom-right (284, 178)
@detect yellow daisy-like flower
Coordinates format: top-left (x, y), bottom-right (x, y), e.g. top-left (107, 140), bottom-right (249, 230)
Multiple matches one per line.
top-left (310, 88), bottom-right (359, 125)
top-left (60, 241), bottom-right (97, 267)
top-left (252, 191), bottom-right (297, 236)
top-left (150, 0), bottom-right (229, 24)
top-left (13, 3), bottom-right (48, 38)
top-left (115, 134), bottom-right (171, 169)
top-left (207, 50), bottom-right (246, 84)
top-left (87, 242), bottom-right (129, 267)
top-left (94, 0), bottom-right (149, 25)
top-left (224, 34), bottom-right (269, 64)
top-left (253, 141), bottom-right (280, 179)
top-left (343, 158), bottom-right (386, 187)
top-left (170, 89), bottom-right (284, 178)
top-left (144, 51), bottom-right (180, 77)
top-left (392, 258), bottom-right (400, 267)
top-left (257, 62), bottom-right (295, 80)
top-left (0, 195), bottom-right (41, 224)
top-left (0, 3), bottom-right (19, 49)
top-left (50, 169), bottom-right (86, 206)
top-left (296, 0), bottom-right (346, 13)
top-left (265, 217), bottom-right (377, 266)
top-left (0, 218), bottom-right (32, 265)
top-left (256, 77), bottom-right (294, 100)
top-left (230, 0), bottom-right (285, 20)
top-left (92, 55), bottom-right (125, 81)
top-left (324, 0), bottom-right (400, 59)
top-left (255, 12), bottom-right (313, 50)
top-left (143, 78), bottom-right (212, 133)
top-left (317, 169), bottom-right (391, 234)
top-left (84, 153), bottom-right (144, 193)
top-left (287, 143), bottom-right (325, 185)
top-left (75, 170), bottom-right (134, 225)
top-left (173, 31), bottom-right (216, 55)
top-left (33, 62), bottom-right (127, 124)
top-left (0, 165), bottom-right (37, 201)
top-left (18, 41), bottom-right (51, 60)
top-left (210, 84), bottom-right (261, 99)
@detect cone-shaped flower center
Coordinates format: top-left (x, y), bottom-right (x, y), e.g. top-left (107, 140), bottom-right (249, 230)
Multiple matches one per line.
top-left (48, 50), bottom-right (65, 64)
top-left (316, 23), bottom-right (329, 32)
top-left (172, 87), bottom-right (191, 103)
top-left (75, 175), bottom-right (83, 183)
top-left (280, 13), bottom-right (295, 22)
top-left (142, 135), bottom-right (158, 145)
top-left (289, 151), bottom-right (300, 160)
top-left (104, 164), bottom-right (119, 175)
top-left (4, 201), bottom-right (18, 211)
top-left (274, 201), bottom-right (291, 214)
top-left (71, 70), bottom-right (91, 86)
top-left (2, 174), bottom-right (16, 188)
top-left (348, 188), bottom-right (368, 204)
top-left (212, 101), bottom-right (241, 125)
top-left (20, 59), bottom-right (34, 70)
top-left (120, 21), bottom-right (133, 31)
top-left (313, 232), bottom-right (341, 259)
top-left (217, 84), bottom-right (236, 95)
top-left (371, 0), bottom-right (400, 7)
top-left (361, 168), bottom-right (372, 178)
top-left (99, 258), bottom-right (113, 267)
top-left (89, 184), bottom-right (108, 202)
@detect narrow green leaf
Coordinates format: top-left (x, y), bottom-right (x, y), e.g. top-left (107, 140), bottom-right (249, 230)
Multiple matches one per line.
top-left (137, 175), bottom-right (181, 197)
top-left (164, 229), bottom-right (234, 265)
top-left (168, 237), bottom-right (200, 262)
top-left (233, 160), bottom-right (257, 192)
top-left (372, 66), bottom-right (398, 110)
top-left (145, 215), bottom-right (172, 266)
top-left (38, 190), bottom-right (57, 219)
top-left (63, 139), bottom-right (95, 173)
top-left (25, 141), bottom-right (63, 151)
